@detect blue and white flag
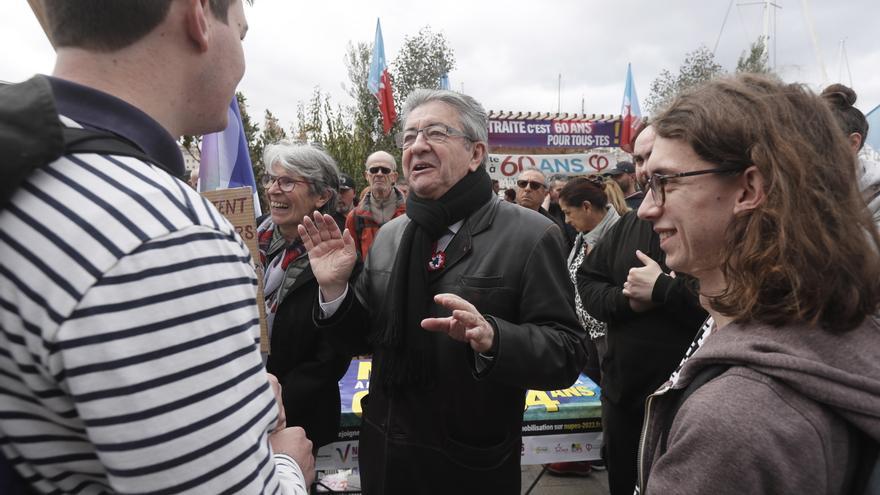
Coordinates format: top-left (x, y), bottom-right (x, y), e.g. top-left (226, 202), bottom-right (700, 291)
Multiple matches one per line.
top-left (199, 97), bottom-right (261, 214)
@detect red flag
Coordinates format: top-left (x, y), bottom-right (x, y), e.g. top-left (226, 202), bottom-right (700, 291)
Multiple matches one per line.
top-left (619, 63), bottom-right (642, 152)
top-left (368, 20), bottom-right (397, 134)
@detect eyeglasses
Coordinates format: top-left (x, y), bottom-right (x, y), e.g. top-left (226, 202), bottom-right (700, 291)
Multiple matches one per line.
top-left (395, 124), bottom-right (472, 149)
top-left (517, 180), bottom-right (546, 191)
top-left (367, 166), bottom-right (393, 175)
top-left (645, 167), bottom-right (743, 207)
top-left (261, 174), bottom-right (311, 193)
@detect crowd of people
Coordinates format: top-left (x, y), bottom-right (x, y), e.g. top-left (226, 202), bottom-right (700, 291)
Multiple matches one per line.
top-left (2, 2), bottom-right (879, 495)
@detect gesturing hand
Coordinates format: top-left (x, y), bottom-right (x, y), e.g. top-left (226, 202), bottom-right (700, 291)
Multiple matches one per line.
top-left (298, 211), bottom-right (357, 300)
top-left (421, 293), bottom-right (495, 354)
top-left (622, 249), bottom-right (662, 312)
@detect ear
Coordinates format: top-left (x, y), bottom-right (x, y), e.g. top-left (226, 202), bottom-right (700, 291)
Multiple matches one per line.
top-left (581, 200), bottom-right (592, 212)
top-left (732, 165), bottom-right (766, 214)
top-left (315, 189), bottom-right (333, 209)
top-left (185, 0), bottom-right (211, 52)
top-left (468, 142), bottom-right (487, 172)
top-left (848, 132), bottom-right (863, 154)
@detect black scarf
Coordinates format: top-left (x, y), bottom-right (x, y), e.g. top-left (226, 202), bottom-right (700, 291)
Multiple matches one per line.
top-left (374, 166), bottom-right (494, 394)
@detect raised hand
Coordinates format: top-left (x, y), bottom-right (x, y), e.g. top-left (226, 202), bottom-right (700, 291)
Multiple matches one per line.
top-left (298, 211), bottom-right (357, 300)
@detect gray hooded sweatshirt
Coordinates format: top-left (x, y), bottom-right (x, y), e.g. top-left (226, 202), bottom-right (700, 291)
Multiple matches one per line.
top-left (637, 316), bottom-right (880, 494)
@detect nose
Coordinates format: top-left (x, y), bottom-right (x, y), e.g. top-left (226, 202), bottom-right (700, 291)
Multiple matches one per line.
top-left (267, 178), bottom-right (282, 194)
top-left (638, 190), bottom-right (661, 221)
top-left (409, 129), bottom-right (432, 153)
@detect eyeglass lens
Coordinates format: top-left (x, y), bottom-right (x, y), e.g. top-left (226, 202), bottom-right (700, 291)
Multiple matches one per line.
top-left (262, 175), bottom-right (301, 192)
top-left (648, 176), bottom-right (664, 206)
top-left (517, 180), bottom-right (544, 190)
top-left (369, 167), bottom-right (392, 175)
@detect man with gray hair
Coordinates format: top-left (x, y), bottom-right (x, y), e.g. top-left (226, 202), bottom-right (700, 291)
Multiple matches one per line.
top-left (300, 89), bottom-right (586, 493)
top-left (345, 150), bottom-right (407, 260)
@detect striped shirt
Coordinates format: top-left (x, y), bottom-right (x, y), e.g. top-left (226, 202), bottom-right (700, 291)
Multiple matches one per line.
top-left (0, 92), bottom-right (306, 492)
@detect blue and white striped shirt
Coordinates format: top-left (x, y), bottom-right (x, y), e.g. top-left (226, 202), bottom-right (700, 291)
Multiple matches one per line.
top-left (0, 78), bottom-right (306, 494)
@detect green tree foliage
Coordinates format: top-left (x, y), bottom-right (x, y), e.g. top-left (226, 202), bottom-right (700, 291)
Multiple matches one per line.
top-left (249, 109), bottom-right (287, 209)
top-left (391, 26), bottom-right (456, 108)
top-left (736, 37), bottom-right (771, 75)
top-left (645, 45), bottom-right (724, 115)
top-left (268, 26), bottom-right (456, 193)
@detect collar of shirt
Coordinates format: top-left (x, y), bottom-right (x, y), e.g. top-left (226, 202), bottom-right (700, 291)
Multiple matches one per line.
top-left (436, 220), bottom-right (463, 252)
top-left (47, 76), bottom-right (185, 177)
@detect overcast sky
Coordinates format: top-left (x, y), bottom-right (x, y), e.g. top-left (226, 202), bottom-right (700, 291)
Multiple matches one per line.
top-left (4, 1), bottom-right (879, 133)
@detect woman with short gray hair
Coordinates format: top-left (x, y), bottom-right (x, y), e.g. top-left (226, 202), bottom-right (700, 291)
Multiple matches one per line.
top-left (258, 141), bottom-right (353, 450)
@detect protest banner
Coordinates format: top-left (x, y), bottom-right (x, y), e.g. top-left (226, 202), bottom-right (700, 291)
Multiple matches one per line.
top-left (488, 116), bottom-right (621, 149)
top-left (316, 359), bottom-right (602, 469)
top-left (489, 150), bottom-right (630, 189)
top-left (201, 187), bottom-right (270, 354)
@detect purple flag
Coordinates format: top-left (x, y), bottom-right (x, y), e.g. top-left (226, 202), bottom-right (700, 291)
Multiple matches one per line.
top-left (199, 97), bottom-right (261, 214)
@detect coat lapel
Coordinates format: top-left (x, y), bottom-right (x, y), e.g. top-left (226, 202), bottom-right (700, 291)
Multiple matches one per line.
top-left (428, 228), bottom-right (472, 283)
top-left (425, 197), bottom-right (500, 283)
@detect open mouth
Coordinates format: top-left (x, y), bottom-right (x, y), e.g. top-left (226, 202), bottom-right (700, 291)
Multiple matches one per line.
top-left (412, 163), bottom-right (433, 172)
top-left (270, 201), bottom-right (289, 210)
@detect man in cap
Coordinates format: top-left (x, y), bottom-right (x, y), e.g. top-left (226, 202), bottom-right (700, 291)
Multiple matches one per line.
top-left (333, 172), bottom-right (357, 231)
top-left (606, 160), bottom-right (644, 209)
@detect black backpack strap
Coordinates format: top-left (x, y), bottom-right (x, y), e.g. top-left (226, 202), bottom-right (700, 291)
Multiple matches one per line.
top-left (0, 76), bottom-right (65, 209)
top-left (62, 127), bottom-right (174, 176)
top-left (658, 364), bottom-right (729, 456)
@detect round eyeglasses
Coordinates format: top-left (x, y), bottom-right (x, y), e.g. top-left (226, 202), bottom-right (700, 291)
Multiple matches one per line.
top-left (261, 174), bottom-right (311, 193)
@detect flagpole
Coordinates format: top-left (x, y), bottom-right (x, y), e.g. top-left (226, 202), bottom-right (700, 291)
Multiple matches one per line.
top-left (557, 73), bottom-right (562, 114)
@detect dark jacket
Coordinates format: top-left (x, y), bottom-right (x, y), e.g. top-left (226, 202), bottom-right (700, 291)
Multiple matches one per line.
top-left (577, 210), bottom-right (706, 406)
top-left (318, 197), bottom-right (587, 494)
top-left (265, 259), bottom-right (354, 449)
top-left (624, 190), bottom-right (645, 210)
top-left (638, 318), bottom-right (880, 494)
top-left (547, 202), bottom-right (578, 247)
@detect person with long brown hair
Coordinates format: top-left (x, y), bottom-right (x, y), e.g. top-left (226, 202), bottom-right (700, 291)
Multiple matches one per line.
top-left (821, 83), bottom-right (880, 230)
top-left (577, 124), bottom-right (707, 495)
top-left (636, 73), bottom-right (880, 494)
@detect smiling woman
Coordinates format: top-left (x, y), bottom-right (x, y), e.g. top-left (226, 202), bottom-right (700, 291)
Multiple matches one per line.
top-left (262, 142), bottom-right (338, 241)
top-left (256, 141), bottom-right (354, 451)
